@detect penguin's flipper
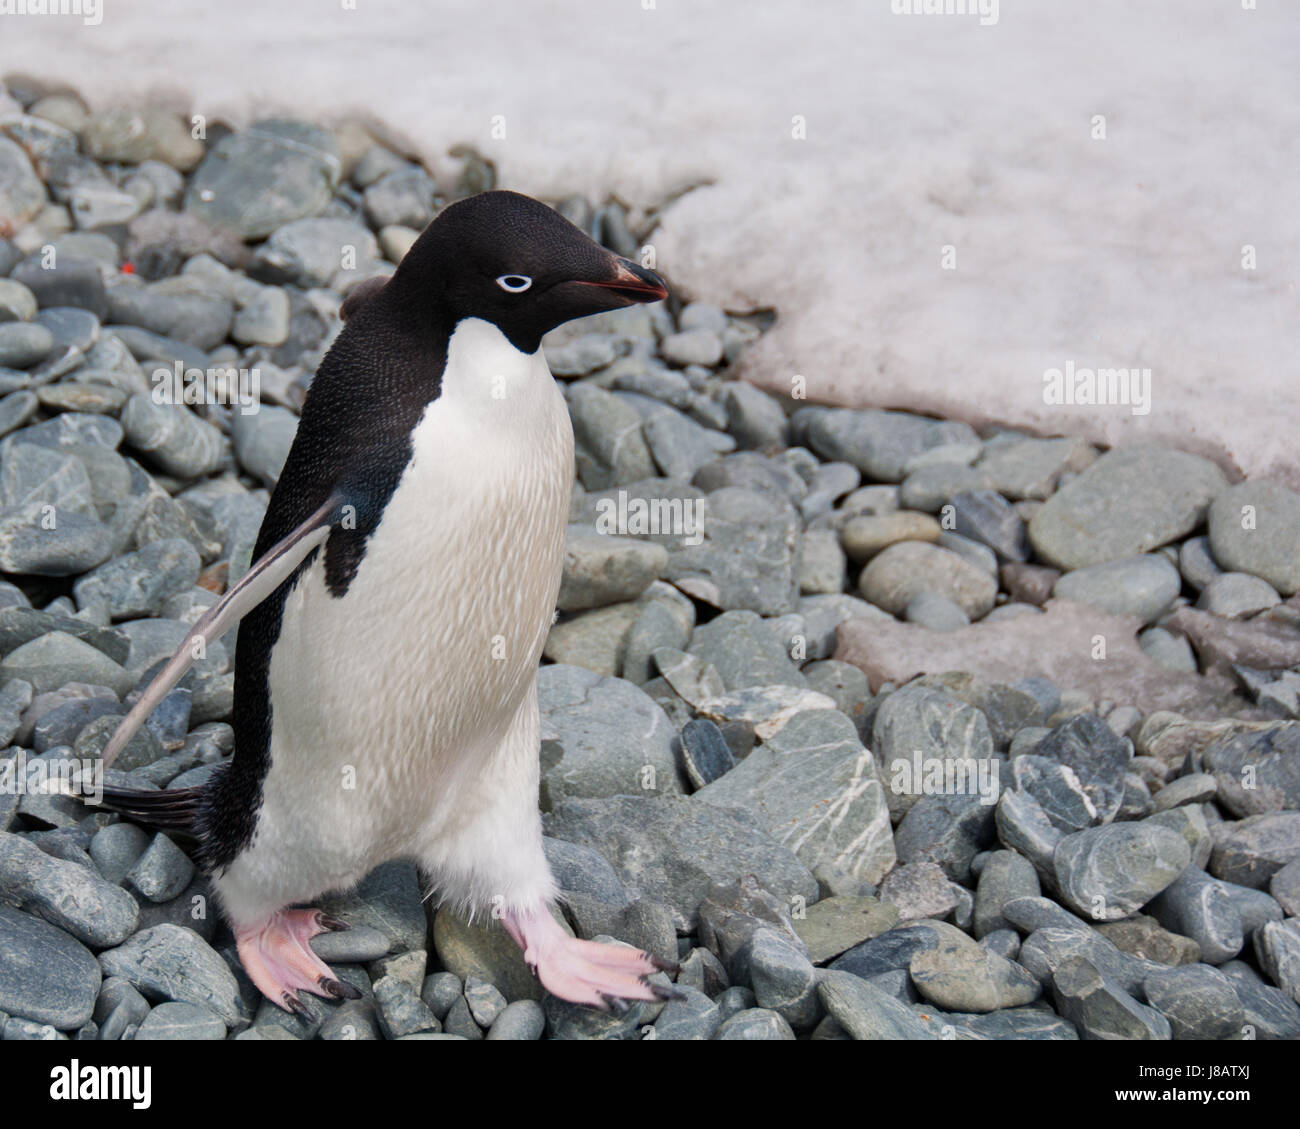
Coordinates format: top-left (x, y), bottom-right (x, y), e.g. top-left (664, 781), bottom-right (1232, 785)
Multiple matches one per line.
top-left (99, 495), bottom-right (341, 771)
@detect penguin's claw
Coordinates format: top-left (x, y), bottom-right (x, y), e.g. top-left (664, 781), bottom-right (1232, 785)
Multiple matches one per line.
top-left (502, 904), bottom-right (681, 1013)
top-left (235, 908), bottom-right (355, 1013)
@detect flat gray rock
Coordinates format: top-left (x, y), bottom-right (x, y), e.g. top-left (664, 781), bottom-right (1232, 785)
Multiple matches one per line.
top-left (0, 904), bottom-right (100, 1030)
top-left (1208, 480), bottom-right (1300, 596)
top-left (0, 830), bottom-right (139, 948)
top-left (185, 119), bottom-right (341, 239)
top-left (817, 969), bottom-right (938, 1040)
top-left (1028, 444), bottom-right (1228, 570)
top-left (543, 794), bottom-right (818, 932)
top-left (537, 664), bottom-right (682, 808)
top-left (98, 923), bottom-right (245, 1026)
top-left (1053, 554), bottom-right (1181, 624)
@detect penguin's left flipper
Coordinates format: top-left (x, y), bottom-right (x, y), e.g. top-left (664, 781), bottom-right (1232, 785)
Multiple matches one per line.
top-left (98, 495), bottom-right (341, 772)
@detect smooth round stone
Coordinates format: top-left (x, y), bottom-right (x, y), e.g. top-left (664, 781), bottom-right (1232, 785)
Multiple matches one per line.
top-left (938, 531), bottom-right (998, 577)
top-left (1196, 571), bottom-right (1281, 618)
top-left (947, 489), bottom-right (1028, 562)
top-left (88, 821), bottom-right (150, 885)
top-left (1254, 919), bottom-right (1300, 1003)
top-left (420, 971), bottom-right (464, 1020)
top-left (1054, 823), bottom-right (1191, 920)
top-left (1208, 481), bottom-right (1300, 596)
top-left (0, 322), bottom-right (54, 369)
top-left (713, 1007), bottom-right (796, 1040)
top-left (1093, 914), bottom-right (1200, 966)
top-left (817, 970), bottom-right (936, 1039)
top-left (798, 527), bottom-right (846, 595)
top-left (660, 329), bottom-right (724, 367)
top-left (840, 510), bottom-right (941, 562)
top-left (898, 463), bottom-right (993, 512)
top-left (975, 435), bottom-right (1096, 500)
top-left (34, 307), bottom-right (100, 352)
top-left (859, 541), bottom-right (997, 620)
top-left (1053, 554), bottom-right (1181, 623)
top-left (310, 924), bottom-right (391, 963)
top-left (486, 999), bottom-right (546, 1040)
top-left (185, 120), bottom-right (342, 240)
top-left (904, 591), bottom-right (970, 632)
top-left (121, 395), bottom-right (225, 479)
top-left (1138, 625), bottom-right (1198, 673)
top-left (1179, 535), bottom-right (1223, 591)
top-left (0, 279), bottom-right (38, 323)
top-left (0, 389), bottom-right (38, 436)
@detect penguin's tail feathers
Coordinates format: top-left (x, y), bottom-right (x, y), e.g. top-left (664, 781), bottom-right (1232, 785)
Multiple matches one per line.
top-left (92, 784), bottom-right (204, 839)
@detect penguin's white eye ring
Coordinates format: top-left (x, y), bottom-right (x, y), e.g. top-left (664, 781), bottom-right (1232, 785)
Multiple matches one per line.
top-left (495, 274), bottom-right (533, 293)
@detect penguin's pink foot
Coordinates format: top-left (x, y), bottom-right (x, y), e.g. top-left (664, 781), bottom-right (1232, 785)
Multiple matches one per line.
top-left (235, 909), bottom-right (363, 1015)
top-left (503, 904), bottom-right (684, 1012)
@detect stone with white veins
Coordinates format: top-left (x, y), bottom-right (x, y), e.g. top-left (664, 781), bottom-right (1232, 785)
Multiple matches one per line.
top-left (694, 708), bottom-right (895, 884)
top-left (1053, 822), bottom-right (1191, 922)
top-left (873, 682), bottom-right (994, 820)
top-left (1033, 713), bottom-right (1131, 824)
top-left (1146, 865), bottom-right (1244, 964)
top-left (1050, 955), bottom-right (1172, 1040)
top-left (1254, 919), bottom-right (1300, 1005)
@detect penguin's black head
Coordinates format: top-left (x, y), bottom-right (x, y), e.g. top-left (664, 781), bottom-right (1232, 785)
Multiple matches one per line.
top-left (389, 190), bottom-right (667, 353)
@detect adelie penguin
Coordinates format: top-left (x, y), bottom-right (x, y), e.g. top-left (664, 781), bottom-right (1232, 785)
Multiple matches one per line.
top-left (94, 190), bottom-right (680, 1014)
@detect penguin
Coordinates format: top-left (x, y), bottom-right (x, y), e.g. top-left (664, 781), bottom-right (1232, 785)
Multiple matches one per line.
top-left (94, 190), bottom-right (679, 1015)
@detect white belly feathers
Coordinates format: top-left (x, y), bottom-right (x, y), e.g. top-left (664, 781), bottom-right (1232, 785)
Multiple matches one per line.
top-left (217, 319), bottom-right (574, 918)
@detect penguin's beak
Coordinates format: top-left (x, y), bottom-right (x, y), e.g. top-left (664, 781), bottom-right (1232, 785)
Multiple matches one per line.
top-left (574, 257), bottom-right (668, 304)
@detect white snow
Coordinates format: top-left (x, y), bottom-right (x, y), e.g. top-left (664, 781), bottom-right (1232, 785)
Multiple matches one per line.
top-left (3, 0), bottom-right (1296, 484)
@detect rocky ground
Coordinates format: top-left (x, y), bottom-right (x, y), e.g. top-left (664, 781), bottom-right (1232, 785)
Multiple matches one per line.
top-left (0, 80), bottom-right (1297, 1042)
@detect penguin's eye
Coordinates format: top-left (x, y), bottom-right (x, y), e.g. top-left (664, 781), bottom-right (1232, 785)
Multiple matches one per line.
top-left (495, 274), bottom-right (532, 293)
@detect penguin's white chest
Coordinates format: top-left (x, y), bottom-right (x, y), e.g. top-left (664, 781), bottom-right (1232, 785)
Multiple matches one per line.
top-left (248, 318), bottom-right (574, 887)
